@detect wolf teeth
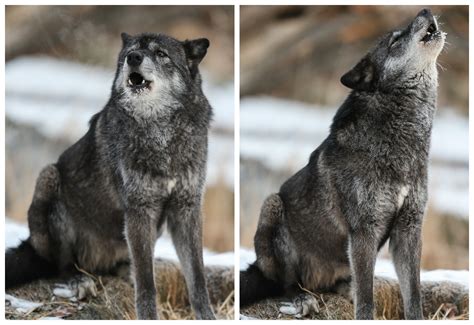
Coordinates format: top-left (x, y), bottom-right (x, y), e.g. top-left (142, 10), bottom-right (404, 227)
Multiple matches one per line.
top-left (128, 79), bottom-right (133, 86)
top-left (141, 79), bottom-right (146, 85)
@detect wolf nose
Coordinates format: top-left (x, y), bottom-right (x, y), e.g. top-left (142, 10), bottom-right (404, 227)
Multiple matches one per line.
top-left (417, 8), bottom-right (433, 18)
top-left (127, 51), bottom-right (143, 67)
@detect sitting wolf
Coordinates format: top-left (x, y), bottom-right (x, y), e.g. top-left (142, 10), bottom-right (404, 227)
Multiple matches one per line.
top-left (6, 32), bottom-right (215, 320)
top-left (240, 9), bottom-right (445, 320)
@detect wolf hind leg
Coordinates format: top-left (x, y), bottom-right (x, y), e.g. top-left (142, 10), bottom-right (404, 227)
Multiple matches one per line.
top-left (240, 193), bottom-right (287, 307)
top-left (28, 164), bottom-right (60, 259)
top-left (254, 193), bottom-right (286, 281)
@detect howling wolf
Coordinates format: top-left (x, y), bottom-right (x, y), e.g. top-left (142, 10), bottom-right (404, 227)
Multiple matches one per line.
top-left (6, 32), bottom-right (215, 320)
top-left (241, 9), bottom-right (445, 320)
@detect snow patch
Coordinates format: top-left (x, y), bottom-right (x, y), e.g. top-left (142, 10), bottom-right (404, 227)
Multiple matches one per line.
top-left (5, 219), bottom-right (29, 248)
top-left (154, 235), bottom-right (234, 267)
top-left (5, 294), bottom-right (43, 314)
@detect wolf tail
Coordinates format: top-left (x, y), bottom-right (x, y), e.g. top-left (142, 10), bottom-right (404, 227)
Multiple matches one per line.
top-left (240, 262), bottom-right (284, 307)
top-left (5, 238), bottom-right (57, 289)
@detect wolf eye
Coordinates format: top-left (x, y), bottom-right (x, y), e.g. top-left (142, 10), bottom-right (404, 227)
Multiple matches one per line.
top-left (156, 50), bottom-right (167, 58)
top-left (389, 32), bottom-right (403, 47)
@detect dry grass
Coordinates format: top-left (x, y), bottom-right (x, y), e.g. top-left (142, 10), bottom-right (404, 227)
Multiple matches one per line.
top-left (421, 207), bottom-right (469, 270)
top-left (240, 276), bottom-right (469, 320)
top-left (6, 259), bottom-right (234, 320)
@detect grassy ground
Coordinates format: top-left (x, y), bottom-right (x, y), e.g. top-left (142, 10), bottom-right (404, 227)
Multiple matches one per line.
top-left (240, 277), bottom-right (468, 320)
top-left (5, 259), bottom-right (234, 320)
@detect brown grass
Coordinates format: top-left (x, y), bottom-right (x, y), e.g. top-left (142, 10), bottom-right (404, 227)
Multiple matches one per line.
top-left (421, 207), bottom-right (469, 270)
top-left (6, 259), bottom-right (234, 320)
top-left (240, 276), bottom-right (469, 320)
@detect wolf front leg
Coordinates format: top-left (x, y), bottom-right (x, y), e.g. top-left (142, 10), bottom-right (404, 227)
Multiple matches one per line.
top-left (125, 207), bottom-right (158, 320)
top-left (348, 228), bottom-right (378, 320)
top-left (389, 199), bottom-right (424, 320)
top-left (166, 195), bottom-right (216, 320)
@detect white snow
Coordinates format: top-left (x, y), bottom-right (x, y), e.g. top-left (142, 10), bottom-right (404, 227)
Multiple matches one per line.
top-left (429, 164), bottom-right (469, 219)
top-left (5, 219), bottom-right (29, 249)
top-left (5, 294), bottom-right (43, 314)
top-left (5, 218), bottom-right (234, 267)
top-left (430, 109), bottom-right (469, 163)
top-left (5, 56), bottom-right (234, 188)
top-left (241, 96), bottom-right (468, 219)
top-left (6, 57), bottom-right (114, 103)
top-left (154, 234), bottom-right (234, 267)
top-left (239, 248), bottom-right (469, 288)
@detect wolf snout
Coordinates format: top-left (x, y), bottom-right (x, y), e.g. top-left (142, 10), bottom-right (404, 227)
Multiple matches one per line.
top-left (412, 8), bottom-right (442, 44)
top-left (417, 8), bottom-right (433, 19)
top-left (127, 51), bottom-right (144, 67)
top-left (415, 8), bottom-right (436, 27)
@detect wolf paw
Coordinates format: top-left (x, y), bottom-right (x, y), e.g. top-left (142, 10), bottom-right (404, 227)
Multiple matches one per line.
top-left (53, 275), bottom-right (97, 301)
top-left (279, 294), bottom-right (319, 318)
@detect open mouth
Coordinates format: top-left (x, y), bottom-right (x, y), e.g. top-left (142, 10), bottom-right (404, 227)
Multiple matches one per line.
top-left (420, 22), bottom-right (440, 43)
top-left (127, 72), bottom-right (152, 92)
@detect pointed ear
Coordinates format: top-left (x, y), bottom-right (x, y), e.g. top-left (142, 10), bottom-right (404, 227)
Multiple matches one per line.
top-left (340, 57), bottom-right (376, 91)
top-left (183, 38), bottom-right (210, 77)
top-left (121, 32), bottom-right (132, 46)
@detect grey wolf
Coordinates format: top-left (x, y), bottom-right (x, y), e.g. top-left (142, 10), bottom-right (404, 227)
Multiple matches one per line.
top-left (6, 32), bottom-right (215, 320)
top-left (240, 9), bottom-right (445, 320)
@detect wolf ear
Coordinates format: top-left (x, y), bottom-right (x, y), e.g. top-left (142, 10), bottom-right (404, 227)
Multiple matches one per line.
top-left (183, 38), bottom-right (210, 78)
top-left (340, 57), bottom-right (376, 91)
top-left (121, 32), bottom-right (132, 46)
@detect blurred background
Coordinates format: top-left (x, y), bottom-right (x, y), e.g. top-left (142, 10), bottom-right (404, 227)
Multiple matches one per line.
top-left (240, 5), bottom-right (468, 272)
top-left (5, 6), bottom-right (234, 253)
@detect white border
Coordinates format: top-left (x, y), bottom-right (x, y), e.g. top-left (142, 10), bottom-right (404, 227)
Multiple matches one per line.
top-left (233, 4), bottom-right (241, 321)
top-left (1, 2), bottom-right (6, 324)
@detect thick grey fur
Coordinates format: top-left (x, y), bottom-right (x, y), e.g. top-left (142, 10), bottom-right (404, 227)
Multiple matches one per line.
top-left (7, 32), bottom-right (215, 320)
top-left (244, 9), bottom-right (445, 320)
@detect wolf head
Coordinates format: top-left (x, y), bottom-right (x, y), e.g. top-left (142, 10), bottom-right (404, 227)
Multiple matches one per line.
top-left (341, 9), bottom-right (445, 92)
top-left (113, 32), bottom-right (209, 113)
